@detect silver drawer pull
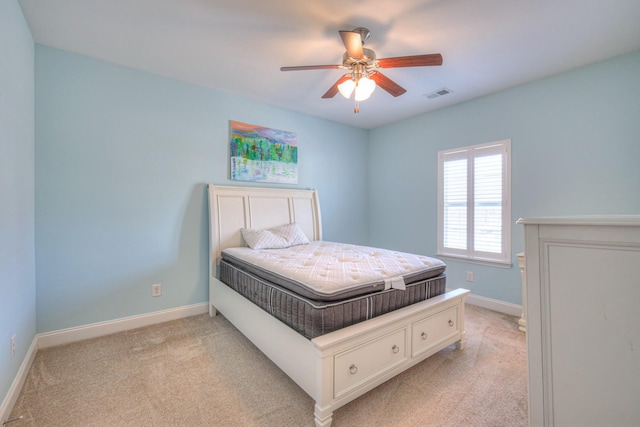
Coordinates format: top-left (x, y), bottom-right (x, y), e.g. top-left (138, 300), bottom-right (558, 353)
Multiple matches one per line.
top-left (349, 364), bottom-right (358, 375)
top-left (392, 345), bottom-right (399, 354)
top-left (421, 332), bottom-right (428, 340)
top-left (448, 320), bottom-right (454, 327)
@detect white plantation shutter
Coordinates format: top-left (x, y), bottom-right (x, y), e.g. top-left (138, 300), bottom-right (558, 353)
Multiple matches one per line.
top-left (438, 140), bottom-right (511, 265)
top-left (443, 157), bottom-right (467, 250)
top-left (474, 152), bottom-right (502, 253)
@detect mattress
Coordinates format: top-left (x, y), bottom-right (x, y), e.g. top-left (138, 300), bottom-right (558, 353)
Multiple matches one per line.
top-left (221, 241), bottom-right (446, 302)
top-left (219, 254), bottom-right (447, 339)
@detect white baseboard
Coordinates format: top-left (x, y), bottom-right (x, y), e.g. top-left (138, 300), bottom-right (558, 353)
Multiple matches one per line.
top-left (0, 335), bottom-right (38, 425)
top-left (451, 289), bottom-right (522, 317)
top-left (38, 302), bottom-right (209, 349)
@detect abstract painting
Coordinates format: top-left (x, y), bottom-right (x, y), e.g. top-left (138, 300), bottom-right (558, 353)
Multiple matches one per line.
top-left (229, 120), bottom-right (298, 184)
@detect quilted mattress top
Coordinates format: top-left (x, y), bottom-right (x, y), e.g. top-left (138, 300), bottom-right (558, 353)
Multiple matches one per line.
top-left (221, 241), bottom-right (446, 301)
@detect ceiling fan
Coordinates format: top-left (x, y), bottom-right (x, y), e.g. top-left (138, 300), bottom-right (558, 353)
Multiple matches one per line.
top-left (280, 27), bottom-right (443, 113)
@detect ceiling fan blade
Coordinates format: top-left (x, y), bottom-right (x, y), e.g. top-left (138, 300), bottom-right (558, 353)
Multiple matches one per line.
top-left (280, 64), bottom-right (341, 71)
top-left (377, 53), bottom-right (443, 68)
top-left (339, 30), bottom-right (364, 59)
top-left (369, 71), bottom-right (407, 97)
top-left (322, 75), bottom-right (353, 99)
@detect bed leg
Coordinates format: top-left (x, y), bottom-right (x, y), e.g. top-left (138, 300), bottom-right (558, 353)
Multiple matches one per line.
top-left (209, 304), bottom-right (217, 317)
top-left (314, 404), bottom-right (333, 427)
top-left (455, 331), bottom-right (466, 350)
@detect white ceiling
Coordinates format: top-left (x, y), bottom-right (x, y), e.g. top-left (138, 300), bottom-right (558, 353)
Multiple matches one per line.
top-left (18, 0), bottom-right (640, 129)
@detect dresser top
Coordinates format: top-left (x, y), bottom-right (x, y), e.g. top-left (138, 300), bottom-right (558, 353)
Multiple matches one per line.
top-left (517, 215), bottom-right (640, 226)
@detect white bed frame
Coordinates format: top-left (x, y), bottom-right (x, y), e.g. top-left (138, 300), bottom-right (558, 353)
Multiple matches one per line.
top-left (207, 184), bottom-right (469, 427)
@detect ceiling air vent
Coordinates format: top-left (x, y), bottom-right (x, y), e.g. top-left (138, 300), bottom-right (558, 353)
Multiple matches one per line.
top-left (425, 88), bottom-right (453, 99)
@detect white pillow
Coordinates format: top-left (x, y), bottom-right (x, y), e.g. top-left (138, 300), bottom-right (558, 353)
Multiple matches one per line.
top-left (241, 223), bottom-right (310, 250)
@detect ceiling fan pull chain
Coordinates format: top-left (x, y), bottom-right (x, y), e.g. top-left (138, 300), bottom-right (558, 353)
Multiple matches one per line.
top-left (354, 100), bottom-right (360, 113)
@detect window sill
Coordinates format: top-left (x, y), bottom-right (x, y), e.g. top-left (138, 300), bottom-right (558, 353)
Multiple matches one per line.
top-left (436, 253), bottom-right (512, 269)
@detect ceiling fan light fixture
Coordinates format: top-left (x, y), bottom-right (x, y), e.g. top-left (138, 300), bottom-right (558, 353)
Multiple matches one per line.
top-left (338, 78), bottom-right (355, 98)
top-left (354, 76), bottom-right (376, 101)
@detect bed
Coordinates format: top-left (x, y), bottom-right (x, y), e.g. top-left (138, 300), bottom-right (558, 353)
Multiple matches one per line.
top-left (207, 184), bottom-right (469, 427)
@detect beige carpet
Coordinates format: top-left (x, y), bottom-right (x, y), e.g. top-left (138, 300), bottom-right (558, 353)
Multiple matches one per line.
top-left (9, 304), bottom-right (527, 426)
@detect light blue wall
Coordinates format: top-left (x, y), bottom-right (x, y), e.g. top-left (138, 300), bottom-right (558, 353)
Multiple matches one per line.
top-left (0, 0), bottom-right (36, 407)
top-left (368, 50), bottom-right (640, 304)
top-left (34, 45), bottom-right (369, 333)
top-left (8, 16), bottom-right (640, 390)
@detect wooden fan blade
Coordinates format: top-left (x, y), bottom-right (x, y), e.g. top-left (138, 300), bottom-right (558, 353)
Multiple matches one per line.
top-left (280, 65), bottom-right (341, 71)
top-left (369, 71), bottom-right (407, 97)
top-left (322, 75), bottom-right (353, 99)
top-left (339, 30), bottom-right (364, 59)
top-left (377, 53), bottom-right (443, 68)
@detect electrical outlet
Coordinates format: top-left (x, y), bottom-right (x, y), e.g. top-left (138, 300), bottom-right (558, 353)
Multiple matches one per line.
top-left (11, 335), bottom-right (16, 359)
top-left (152, 284), bottom-right (162, 297)
top-left (466, 271), bottom-right (474, 282)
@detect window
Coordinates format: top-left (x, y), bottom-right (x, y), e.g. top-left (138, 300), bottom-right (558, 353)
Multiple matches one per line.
top-left (437, 139), bottom-right (511, 266)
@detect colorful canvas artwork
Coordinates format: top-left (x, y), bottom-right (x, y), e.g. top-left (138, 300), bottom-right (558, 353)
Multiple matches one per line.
top-left (229, 121), bottom-right (298, 184)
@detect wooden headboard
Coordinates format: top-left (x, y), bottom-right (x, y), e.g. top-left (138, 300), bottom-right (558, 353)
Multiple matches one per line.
top-left (207, 184), bottom-right (322, 269)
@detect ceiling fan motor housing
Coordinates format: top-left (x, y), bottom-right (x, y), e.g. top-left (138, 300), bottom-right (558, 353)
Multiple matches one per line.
top-left (343, 48), bottom-right (376, 66)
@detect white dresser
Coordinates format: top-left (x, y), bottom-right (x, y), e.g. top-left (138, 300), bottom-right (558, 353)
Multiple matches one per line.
top-left (518, 216), bottom-right (640, 427)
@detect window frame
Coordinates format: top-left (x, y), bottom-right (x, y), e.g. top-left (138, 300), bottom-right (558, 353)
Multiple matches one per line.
top-left (437, 139), bottom-right (512, 267)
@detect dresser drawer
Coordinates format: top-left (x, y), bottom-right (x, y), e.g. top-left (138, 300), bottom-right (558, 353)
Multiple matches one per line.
top-left (334, 328), bottom-right (407, 398)
top-left (412, 306), bottom-right (459, 357)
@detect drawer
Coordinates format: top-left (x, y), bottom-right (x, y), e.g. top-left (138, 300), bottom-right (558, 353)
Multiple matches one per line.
top-left (334, 328), bottom-right (407, 398)
top-left (412, 306), bottom-right (459, 357)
